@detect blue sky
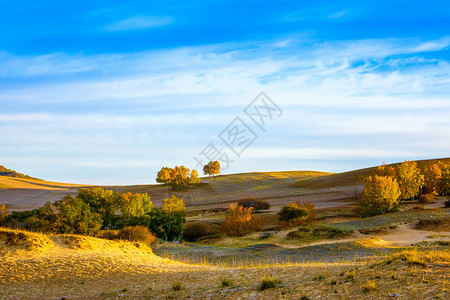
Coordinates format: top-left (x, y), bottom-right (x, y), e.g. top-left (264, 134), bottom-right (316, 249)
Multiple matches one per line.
top-left (1, 0), bottom-right (449, 184)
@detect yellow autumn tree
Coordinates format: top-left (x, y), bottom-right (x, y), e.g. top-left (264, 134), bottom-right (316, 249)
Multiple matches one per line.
top-left (359, 175), bottom-right (401, 217)
top-left (395, 160), bottom-right (424, 200)
top-left (119, 192), bottom-right (153, 220)
top-left (156, 165), bottom-right (201, 190)
top-left (423, 163), bottom-right (443, 195)
top-left (203, 160), bottom-right (220, 177)
top-left (376, 163), bottom-right (396, 177)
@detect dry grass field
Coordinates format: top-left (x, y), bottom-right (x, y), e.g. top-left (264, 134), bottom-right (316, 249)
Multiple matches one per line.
top-left (0, 227), bottom-right (448, 299)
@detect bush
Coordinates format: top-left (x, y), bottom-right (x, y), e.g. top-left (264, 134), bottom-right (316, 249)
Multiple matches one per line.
top-left (358, 175), bottom-right (401, 217)
top-left (361, 280), bottom-right (376, 294)
top-left (278, 201), bottom-right (315, 227)
top-left (445, 200), bottom-right (450, 208)
top-left (237, 198), bottom-right (271, 211)
top-left (220, 203), bottom-right (261, 236)
top-left (118, 225), bottom-right (156, 246)
top-left (258, 276), bottom-right (281, 291)
top-left (182, 222), bottom-right (220, 242)
top-left (418, 193), bottom-right (435, 203)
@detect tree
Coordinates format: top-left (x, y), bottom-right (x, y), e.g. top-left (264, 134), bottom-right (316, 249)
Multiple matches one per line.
top-left (203, 161), bottom-right (220, 177)
top-left (75, 186), bottom-right (119, 227)
top-left (423, 163), bottom-right (442, 195)
top-left (148, 195), bottom-right (186, 241)
top-left (156, 165), bottom-right (201, 190)
top-left (440, 164), bottom-right (450, 196)
top-left (395, 161), bottom-right (424, 200)
top-left (54, 195), bottom-right (103, 235)
top-left (189, 169), bottom-right (201, 184)
top-left (376, 163), bottom-right (396, 177)
top-left (119, 192), bottom-right (153, 220)
top-left (358, 175), bottom-right (401, 217)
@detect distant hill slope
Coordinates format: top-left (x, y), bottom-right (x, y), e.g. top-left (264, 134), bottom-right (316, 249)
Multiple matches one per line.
top-left (0, 164), bottom-right (41, 180)
top-left (1, 158), bottom-right (449, 212)
top-left (296, 157), bottom-right (450, 189)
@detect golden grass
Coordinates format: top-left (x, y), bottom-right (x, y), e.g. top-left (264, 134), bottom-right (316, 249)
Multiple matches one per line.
top-left (0, 176), bottom-right (85, 190)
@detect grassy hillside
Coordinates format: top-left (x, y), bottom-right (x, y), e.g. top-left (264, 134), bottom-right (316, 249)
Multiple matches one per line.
top-left (1, 158), bottom-right (449, 213)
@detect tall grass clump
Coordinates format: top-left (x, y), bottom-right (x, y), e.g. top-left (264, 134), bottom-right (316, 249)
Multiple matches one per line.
top-left (258, 276), bottom-right (282, 291)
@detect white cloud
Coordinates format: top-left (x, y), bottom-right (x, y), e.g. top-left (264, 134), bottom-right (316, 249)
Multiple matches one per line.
top-left (105, 15), bottom-right (173, 31)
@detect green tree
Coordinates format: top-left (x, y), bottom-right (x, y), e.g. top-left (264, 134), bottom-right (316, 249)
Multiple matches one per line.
top-left (119, 192), bottom-right (153, 220)
top-left (203, 161), bottom-right (220, 177)
top-left (54, 195), bottom-right (103, 235)
top-left (75, 186), bottom-right (119, 227)
top-left (148, 195), bottom-right (186, 241)
top-left (395, 161), bottom-right (424, 200)
top-left (359, 175), bottom-right (401, 217)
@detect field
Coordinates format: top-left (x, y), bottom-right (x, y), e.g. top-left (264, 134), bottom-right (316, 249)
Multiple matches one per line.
top-left (0, 158), bottom-right (449, 299)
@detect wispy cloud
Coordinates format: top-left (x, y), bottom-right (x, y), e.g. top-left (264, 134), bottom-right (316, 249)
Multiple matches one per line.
top-left (105, 15), bottom-right (173, 31)
top-left (1, 36), bottom-right (449, 183)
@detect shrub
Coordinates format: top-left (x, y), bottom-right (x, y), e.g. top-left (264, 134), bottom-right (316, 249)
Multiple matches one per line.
top-left (358, 175), bottom-right (401, 217)
top-left (96, 230), bottom-right (119, 240)
top-left (237, 198), bottom-right (271, 211)
top-left (172, 282), bottom-right (181, 291)
top-left (118, 225), bottom-right (156, 246)
top-left (258, 276), bottom-right (281, 291)
top-left (418, 193), bottom-right (435, 203)
top-left (182, 222), bottom-right (220, 242)
top-left (360, 280), bottom-right (376, 294)
top-left (278, 201), bottom-right (315, 227)
top-left (220, 203), bottom-right (261, 236)
top-left (220, 278), bottom-right (232, 287)
top-left (445, 200), bottom-right (450, 208)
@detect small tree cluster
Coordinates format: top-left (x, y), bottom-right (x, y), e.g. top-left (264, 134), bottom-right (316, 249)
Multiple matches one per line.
top-left (422, 161), bottom-right (450, 196)
top-left (277, 201), bottom-right (315, 227)
top-left (156, 165), bottom-right (200, 190)
top-left (220, 203), bottom-right (261, 236)
top-left (203, 161), bottom-right (220, 177)
top-left (358, 175), bottom-right (401, 217)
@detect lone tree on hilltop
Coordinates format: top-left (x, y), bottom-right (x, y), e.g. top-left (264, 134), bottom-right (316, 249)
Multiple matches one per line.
top-left (203, 160), bottom-right (220, 177)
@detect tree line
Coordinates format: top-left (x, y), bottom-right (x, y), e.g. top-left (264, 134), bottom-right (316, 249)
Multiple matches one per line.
top-left (359, 160), bottom-right (450, 217)
top-left (0, 187), bottom-right (186, 242)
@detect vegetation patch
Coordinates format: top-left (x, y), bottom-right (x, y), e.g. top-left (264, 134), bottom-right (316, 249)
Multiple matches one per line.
top-left (257, 276), bottom-right (282, 291)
